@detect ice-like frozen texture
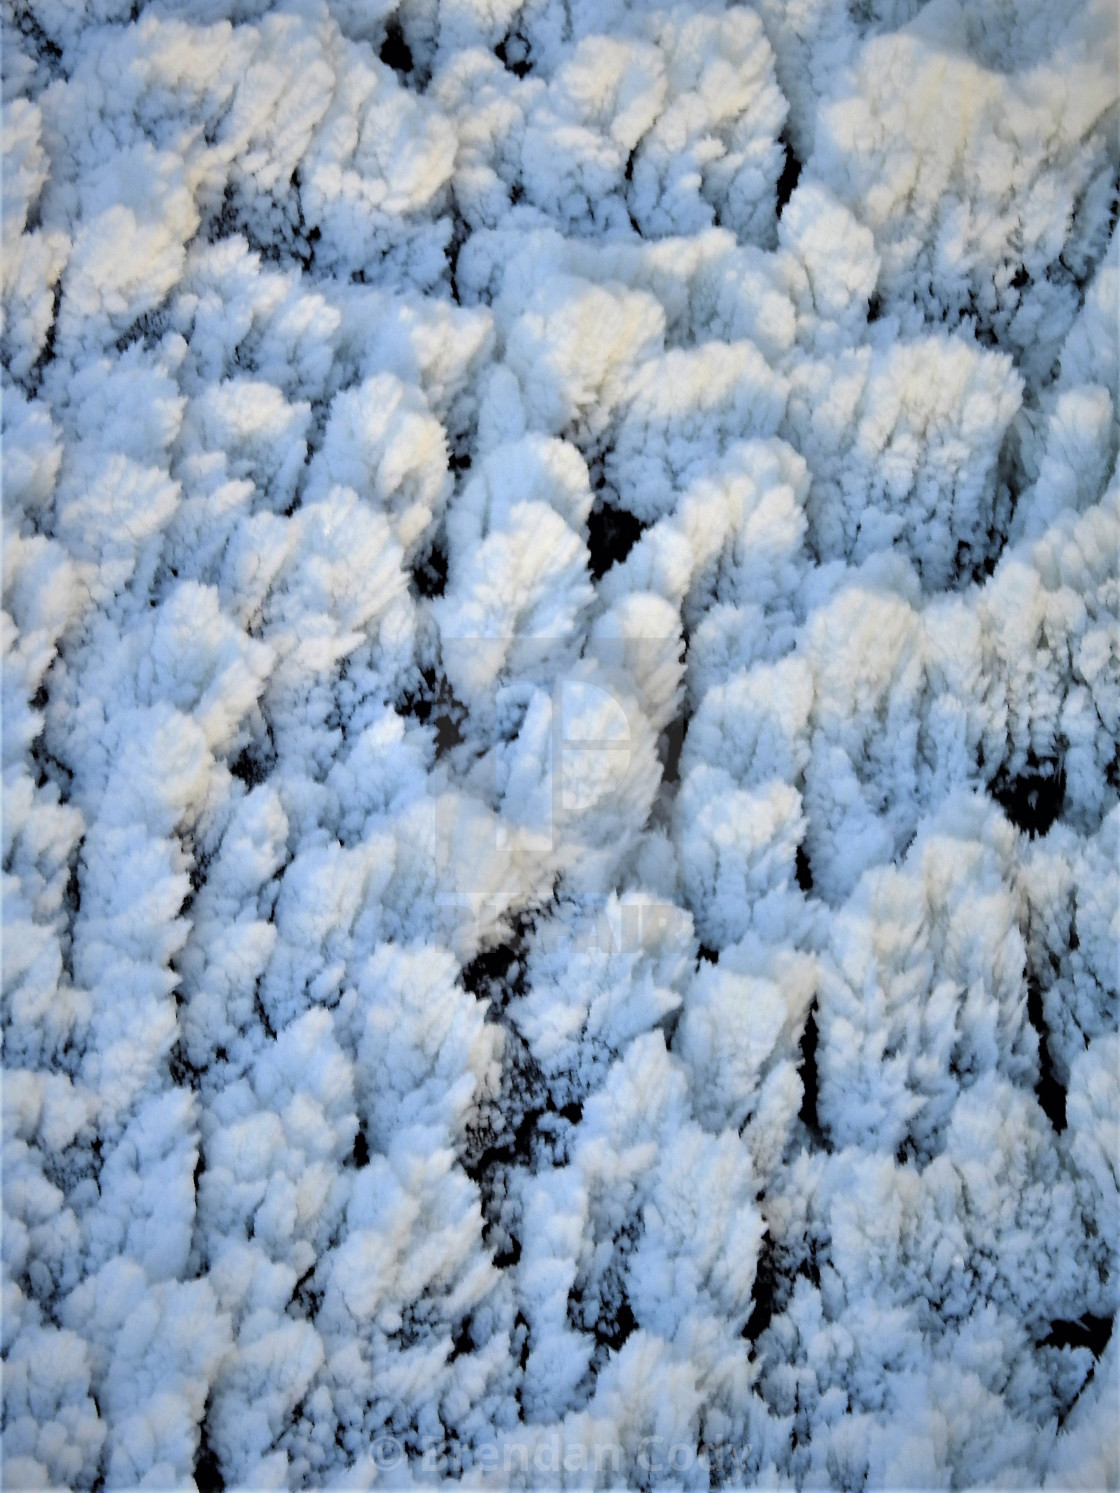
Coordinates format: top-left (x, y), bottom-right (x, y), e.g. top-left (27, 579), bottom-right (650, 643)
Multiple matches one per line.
top-left (2, 0), bottom-right (1117, 1487)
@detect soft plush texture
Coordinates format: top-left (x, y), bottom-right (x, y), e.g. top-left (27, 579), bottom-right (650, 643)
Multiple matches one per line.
top-left (2, 0), bottom-right (1117, 1487)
